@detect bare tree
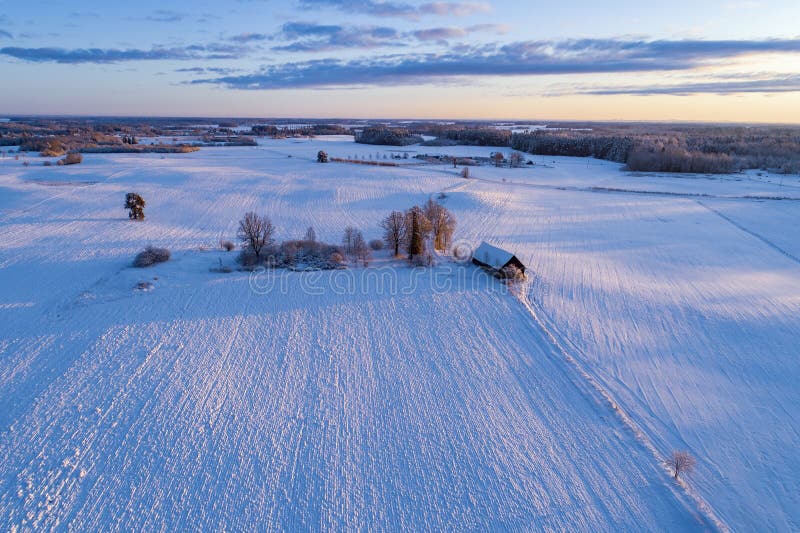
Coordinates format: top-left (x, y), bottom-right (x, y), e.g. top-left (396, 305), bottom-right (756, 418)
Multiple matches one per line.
top-left (237, 212), bottom-right (275, 258)
top-left (492, 152), bottom-right (505, 167)
top-left (380, 211), bottom-right (407, 256)
top-left (342, 226), bottom-right (359, 255)
top-left (304, 226), bottom-right (316, 243)
top-left (423, 199), bottom-right (456, 251)
top-left (509, 151), bottom-right (524, 167)
top-left (353, 231), bottom-right (370, 265)
top-left (666, 450), bottom-right (696, 480)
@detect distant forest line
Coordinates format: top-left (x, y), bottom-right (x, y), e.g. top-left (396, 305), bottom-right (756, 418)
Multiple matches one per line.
top-left (2, 117), bottom-right (799, 174)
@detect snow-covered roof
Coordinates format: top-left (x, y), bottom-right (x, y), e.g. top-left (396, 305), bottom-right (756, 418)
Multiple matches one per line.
top-left (472, 242), bottom-right (516, 270)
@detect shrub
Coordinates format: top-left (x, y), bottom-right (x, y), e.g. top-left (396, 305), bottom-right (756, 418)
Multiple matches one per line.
top-left (64, 152), bottom-right (83, 165)
top-left (220, 240), bottom-right (235, 252)
top-left (317, 150), bottom-right (329, 163)
top-left (369, 239), bottom-right (384, 251)
top-left (133, 246), bottom-right (171, 268)
top-left (499, 264), bottom-right (526, 282)
top-left (237, 248), bottom-right (260, 269)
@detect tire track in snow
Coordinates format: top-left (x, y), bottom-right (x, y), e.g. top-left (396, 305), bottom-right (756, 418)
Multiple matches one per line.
top-left (697, 200), bottom-right (800, 266)
top-left (515, 288), bottom-right (728, 532)
top-left (0, 168), bottom-right (133, 224)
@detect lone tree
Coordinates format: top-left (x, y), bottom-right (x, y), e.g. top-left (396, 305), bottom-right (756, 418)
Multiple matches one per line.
top-left (492, 152), bottom-right (505, 167)
top-left (317, 150), bottom-right (328, 163)
top-left (125, 193), bottom-right (146, 220)
top-left (667, 450), bottom-right (696, 481)
top-left (237, 212), bottom-right (275, 258)
top-left (304, 226), bottom-right (317, 243)
top-left (509, 151), bottom-right (524, 168)
top-left (423, 199), bottom-right (456, 251)
top-left (381, 211), bottom-right (407, 256)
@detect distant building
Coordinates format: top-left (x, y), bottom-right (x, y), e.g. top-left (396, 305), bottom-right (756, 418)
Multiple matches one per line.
top-left (472, 242), bottom-right (526, 276)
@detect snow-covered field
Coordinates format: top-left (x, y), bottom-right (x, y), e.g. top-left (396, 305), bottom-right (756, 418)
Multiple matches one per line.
top-left (1, 137), bottom-right (798, 530)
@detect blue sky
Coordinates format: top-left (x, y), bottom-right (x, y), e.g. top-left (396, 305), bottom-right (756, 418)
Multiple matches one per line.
top-left (1, 0), bottom-right (799, 121)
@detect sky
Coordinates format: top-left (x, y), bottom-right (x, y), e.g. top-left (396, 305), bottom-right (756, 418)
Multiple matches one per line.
top-left (1, 0), bottom-right (799, 122)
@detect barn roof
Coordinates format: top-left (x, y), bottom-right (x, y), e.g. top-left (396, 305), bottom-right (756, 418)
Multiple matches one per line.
top-left (472, 242), bottom-right (517, 270)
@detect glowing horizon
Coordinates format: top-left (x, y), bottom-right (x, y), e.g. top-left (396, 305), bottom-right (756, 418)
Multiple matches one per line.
top-left (1, 0), bottom-right (799, 122)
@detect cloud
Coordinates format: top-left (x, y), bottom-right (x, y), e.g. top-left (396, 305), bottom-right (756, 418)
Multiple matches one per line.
top-left (144, 10), bottom-right (186, 22)
top-left (265, 20), bottom-right (505, 51)
top-left (271, 22), bottom-right (402, 52)
top-left (176, 66), bottom-right (241, 75)
top-left (0, 43), bottom-right (248, 63)
top-left (230, 32), bottom-right (271, 43)
top-left (190, 37), bottom-right (800, 90)
top-left (297, 0), bottom-right (490, 19)
top-left (571, 75), bottom-right (800, 96)
top-left (0, 29), bottom-right (12, 40)
top-left (418, 2), bottom-right (490, 16)
top-left (412, 23), bottom-right (507, 42)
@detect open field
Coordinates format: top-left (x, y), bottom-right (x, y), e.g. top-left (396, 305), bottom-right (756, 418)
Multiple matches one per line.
top-left (1, 137), bottom-right (798, 530)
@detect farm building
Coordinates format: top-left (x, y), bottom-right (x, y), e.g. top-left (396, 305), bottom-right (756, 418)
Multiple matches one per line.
top-left (472, 242), bottom-right (526, 276)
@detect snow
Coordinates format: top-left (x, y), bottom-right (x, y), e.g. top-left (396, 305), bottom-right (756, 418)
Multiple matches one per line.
top-left (1, 137), bottom-right (798, 530)
top-left (472, 241), bottom-right (516, 270)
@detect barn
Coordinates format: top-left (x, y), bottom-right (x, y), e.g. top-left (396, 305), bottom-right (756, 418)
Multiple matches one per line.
top-left (471, 242), bottom-right (526, 276)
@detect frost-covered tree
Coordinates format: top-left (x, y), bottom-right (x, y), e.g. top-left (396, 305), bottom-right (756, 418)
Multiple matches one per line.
top-left (423, 199), bottom-right (456, 251)
top-left (380, 211), bottom-right (407, 256)
top-left (509, 151), bottom-right (524, 167)
top-left (125, 193), bottom-right (146, 220)
top-left (317, 150), bottom-right (328, 163)
top-left (237, 212), bottom-right (275, 258)
top-left (342, 226), bottom-right (359, 255)
top-left (304, 226), bottom-right (316, 243)
top-left (353, 231), bottom-right (370, 264)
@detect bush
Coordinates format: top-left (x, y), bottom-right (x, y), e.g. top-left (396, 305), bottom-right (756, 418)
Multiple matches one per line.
top-left (369, 239), bottom-right (384, 251)
top-left (133, 246), bottom-right (171, 267)
top-left (64, 152), bottom-right (83, 165)
top-left (220, 240), bottom-right (235, 252)
top-left (499, 264), bottom-right (526, 282)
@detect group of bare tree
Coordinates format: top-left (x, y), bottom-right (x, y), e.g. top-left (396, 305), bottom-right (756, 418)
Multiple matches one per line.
top-left (342, 226), bottom-right (371, 265)
top-left (380, 199), bottom-right (456, 263)
top-left (237, 213), bottom-right (369, 269)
